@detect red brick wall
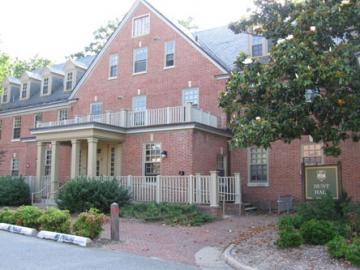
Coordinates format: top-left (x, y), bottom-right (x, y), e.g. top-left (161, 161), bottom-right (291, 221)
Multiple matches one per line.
top-left (121, 129), bottom-right (194, 175)
top-left (192, 130), bottom-right (229, 175)
top-left (231, 138), bottom-right (360, 207)
top-left (72, 2), bottom-right (227, 126)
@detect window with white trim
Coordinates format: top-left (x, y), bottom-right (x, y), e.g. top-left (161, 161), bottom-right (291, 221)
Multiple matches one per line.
top-left (90, 102), bottom-right (102, 121)
top-left (11, 158), bottom-right (19, 176)
top-left (303, 143), bottom-right (323, 165)
top-left (182, 88), bottom-right (199, 107)
top-left (132, 96), bottom-right (146, 126)
top-left (12, 116), bottom-right (21, 140)
top-left (34, 113), bottom-right (42, 128)
top-left (133, 47), bottom-right (148, 74)
top-left (42, 78), bottom-right (49, 95)
top-left (249, 147), bottom-right (268, 184)
top-left (58, 109), bottom-right (68, 121)
top-left (109, 54), bottom-right (118, 78)
top-left (2, 87), bottom-right (9, 103)
top-left (144, 143), bottom-right (161, 176)
top-left (252, 36), bottom-right (263, 57)
top-left (21, 83), bottom-right (28, 99)
top-left (110, 147), bottom-right (115, 176)
top-left (44, 149), bottom-right (52, 176)
top-left (65, 72), bottom-right (73, 91)
top-left (132, 15), bottom-right (150, 37)
top-left (164, 41), bottom-right (175, 68)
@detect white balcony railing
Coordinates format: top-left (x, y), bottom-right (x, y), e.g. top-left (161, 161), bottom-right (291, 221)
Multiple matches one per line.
top-left (37, 105), bottom-right (220, 129)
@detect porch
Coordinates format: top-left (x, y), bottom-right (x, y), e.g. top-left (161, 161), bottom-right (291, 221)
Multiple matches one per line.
top-left (36, 104), bottom-right (221, 129)
top-left (33, 126), bottom-right (124, 199)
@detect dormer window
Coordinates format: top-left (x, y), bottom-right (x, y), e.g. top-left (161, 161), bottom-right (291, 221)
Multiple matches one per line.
top-left (20, 83), bottom-right (28, 100)
top-left (132, 15), bottom-right (150, 37)
top-left (42, 78), bottom-right (49, 95)
top-left (2, 87), bottom-right (9, 103)
top-left (65, 72), bottom-right (73, 91)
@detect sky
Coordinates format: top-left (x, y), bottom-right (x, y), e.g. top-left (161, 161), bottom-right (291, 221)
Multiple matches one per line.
top-left (0, 0), bottom-right (254, 62)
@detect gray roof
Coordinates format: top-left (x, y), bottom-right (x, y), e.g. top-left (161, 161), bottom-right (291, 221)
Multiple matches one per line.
top-left (0, 55), bottom-right (95, 113)
top-left (194, 26), bottom-right (250, 71)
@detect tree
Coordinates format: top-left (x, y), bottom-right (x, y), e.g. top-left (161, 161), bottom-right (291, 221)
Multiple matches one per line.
top-left (0, 52), bottom-right (11, 85)
top-left (178, 16), bottom-right (198, 31)
top-left (11, 55), bottom-right (51, 78)
top-left (71, 18), bottom-right (120, 58)
top-left (219, 0), bottom-right (360, 156)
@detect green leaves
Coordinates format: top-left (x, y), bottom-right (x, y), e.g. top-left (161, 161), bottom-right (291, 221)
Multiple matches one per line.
top-left (221, 0), bottom-right (360, 156)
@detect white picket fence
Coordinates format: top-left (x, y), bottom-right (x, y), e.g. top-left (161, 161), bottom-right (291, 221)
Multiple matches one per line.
top-left (26, 173), bottom-right (241, 207)
top-left (98, 173), bottom-right (241, 206)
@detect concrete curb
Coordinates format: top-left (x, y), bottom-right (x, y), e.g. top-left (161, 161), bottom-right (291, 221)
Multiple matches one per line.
top-left (38, 231), bottom-right (92, 247)
top-left (0, 223), bottom-right (37, 237)
top-left (223, 244), bottom-right (256, 270)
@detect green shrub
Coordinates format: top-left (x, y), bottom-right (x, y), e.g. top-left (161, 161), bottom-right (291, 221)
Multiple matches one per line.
top-left (300, 219), bottom-right (336, 245)
top-left (0, 177), bottom-right (30, 206)
top-left (14, 206), bottom-right (42, 229)
top-left (276, 228), bottom-right (303, 248)
top-left (121, 202), bottom-right (214, 226)
top-left (73, 208), bottom-right (106, 239)
top-left (38, 208), bottom-right (71, 233)
top-left (278, 215), bottom-right (303, 230)
top-left (327, 235), bottom-right (348, 259)
top-left (346, 242), bottom-right (360, 266)
top-left (0, 208), bottom-right (16, 224)
top-left (57, 177), bottom-right (130, 213)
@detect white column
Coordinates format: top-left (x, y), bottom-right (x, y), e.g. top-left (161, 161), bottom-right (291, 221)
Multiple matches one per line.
top-left (36, 141), bottom-right (45, 193)
top-left (71, 139), bottom-right (80, 179)
top-left (87, 138), bottom-right (98, 177)
top-left (188, 175), bottom-right (194, 204)
top-left (50, 141), bottom-right (60, 198)
top-left (209, 171), bottom-right (219, 207)
top-left (234, 173), bottom-right (241, 204)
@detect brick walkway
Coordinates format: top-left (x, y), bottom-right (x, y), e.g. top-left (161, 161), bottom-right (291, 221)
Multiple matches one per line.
top-left (100, 215), bottom-right (276, 265)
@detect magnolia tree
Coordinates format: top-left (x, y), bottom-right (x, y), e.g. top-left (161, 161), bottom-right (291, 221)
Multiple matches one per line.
top-left (219, 0), bottom-right (360, 156)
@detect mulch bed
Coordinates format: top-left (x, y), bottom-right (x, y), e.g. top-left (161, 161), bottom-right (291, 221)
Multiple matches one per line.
top-left (233, 226), bottom-right (358, 270)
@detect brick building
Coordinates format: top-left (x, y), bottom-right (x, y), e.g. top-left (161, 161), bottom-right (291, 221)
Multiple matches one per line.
top-left (0, 0), bottom-right (359, 207)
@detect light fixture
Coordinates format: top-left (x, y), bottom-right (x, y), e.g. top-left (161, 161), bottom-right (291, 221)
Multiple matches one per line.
top-left (161, 151), bottom-right (168, 159)
top-left (304, 88), bottom-right (320, 103)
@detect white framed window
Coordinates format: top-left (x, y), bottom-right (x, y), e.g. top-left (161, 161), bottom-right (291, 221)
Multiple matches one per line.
top-left (252, 35), bottom-right (263, 57)
top-left (109, 54), bottom-right (118, 79)
top-left (34, 113), bottom-right (42, 128)
top-left (132, 14), bottom-right (150, 37)
top-left (20, 83), bottom-right (28, 99)
top-left (144, 143), bottom-right (161, 176)
top-left (302, 143), bottom-right (323, 165)
top-left (133, 47), bottom-right (148, 74)
top-left (65, 72), bottom-right (74, 91)
top-left (12, 116), bottom-right (21, 140)
top-left (58, 109), bottom-right (68, 121)
top-left (2, 87), bottom-right (9, 103)
top-left (90, 102), bottom-right (103, 121)
top-left (164, 41), bottom-right (175, 68)
top-left (182, 88), bottom-right (199, 107)
top-left (11, 158), bottom-right (19, 176)
top-left (42, 78), bottom-right (50, 95)
top-left (132, 95), bottom-right (146, 126)
top-left (110, 146), bottom-right (115, 176)
top-left (44, 149), bottom-right (52, 176)
top-left (248, 147), bottom-right (269, 186)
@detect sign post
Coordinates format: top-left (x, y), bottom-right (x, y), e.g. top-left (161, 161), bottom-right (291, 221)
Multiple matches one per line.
top-left (304, 164), bottom-right (340, 200)
top-left (110, 202), bottom-right (120, 241)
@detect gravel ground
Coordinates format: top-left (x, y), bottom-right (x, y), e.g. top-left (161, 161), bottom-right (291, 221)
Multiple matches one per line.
top-left (234, 227), bottom-right (359, 270)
